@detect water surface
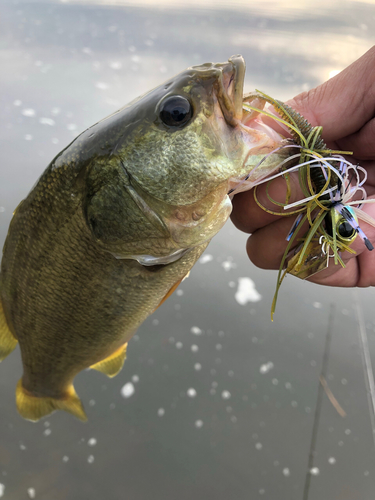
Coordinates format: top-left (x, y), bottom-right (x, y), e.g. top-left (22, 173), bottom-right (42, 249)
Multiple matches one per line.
top-left (1, 1), bottom-right (375, 499)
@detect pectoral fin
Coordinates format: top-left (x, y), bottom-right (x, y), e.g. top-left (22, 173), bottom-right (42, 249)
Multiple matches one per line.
top-left (90, 343), bottom-right (128, 378)
top-left (16, 380), bottom-right (87, 422)
top-left (0, 300), bottom-right (18, 361)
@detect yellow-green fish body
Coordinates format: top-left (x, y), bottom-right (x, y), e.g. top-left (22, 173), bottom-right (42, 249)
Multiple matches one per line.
top-left (0, 56), bottom-right (286, 421)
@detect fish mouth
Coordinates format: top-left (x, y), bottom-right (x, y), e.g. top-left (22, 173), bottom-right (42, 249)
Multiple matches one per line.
top-left (213, 55), bottom-right (245, 126)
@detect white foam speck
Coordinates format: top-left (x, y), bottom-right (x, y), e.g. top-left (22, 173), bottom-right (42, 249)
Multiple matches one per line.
top-left (259, 362), bottom-right (274, 374)
top-left (157, 408), bottom-right (165, 417)
top-left (187, 388), bottom-right (197, 398)
top-left (176, 289), bottom-right (184, 296)
top-left (88, 438), bottom-right (97, 446)
top-left (22, 108), bottom-right (35, 117)
top-left (87, 455), bottom-right (95, 464)
top-left (328, 457), bottom-right (336, 464)
top-left (176, 342), bottom-right (183, 349)
top-left (67, 123), bottom-right (77, 131)
top-left (255, 442), bottom-right (263, 450)
top-left (109, 61), bottom-right (122, 70)
top-left (43, 429), bottom-right (51, 436)
top-left (282, 468), bottom-right (290, 477)
top-left (190, 326), bottom-right (202, 335)
top-left (0, 484), bottom-right (4, 498)
top-left (194, 363), bottom-right (202, 371)
top-left (310, 467), bottom-right (319, 475)
top-left (62, 456), bottom-right (69, 463)
top-left (222, 260), bottom-right (237, 271)
top-left (259, 489), bottom-right (265, 495)
top-left (221, 390), bottom-right (231, 400)
top-left (39, 117), bottom-right (55, 126)
top-left (24, 134), bottom-right (33, 141)
top-left (132, 375), bottom-right (139, 383)
top-left (95, 82), bottom-right (109, 90)
top-left (191, 344), bottom-right (199, 352)
top-left (195, 420), bottom-right (203, 428)
top-left (313, 302), bottom-right (322, 309)
top-left (199, 254), bottom-right (213, 264)
top-left (0, 207), bottom-right (5, 213)
top-left (14, 99), bottom-right (22, 106)
top-left (121, 382), bottom-right (135, 398)
top-left (51, 107), bottom-right (61, 115)
top-left (235, 278), bottom-right (262, 305)
top-left (27, 488), bottom-right (36, 499)
top-left (52, 138), bottom-right (59, 144)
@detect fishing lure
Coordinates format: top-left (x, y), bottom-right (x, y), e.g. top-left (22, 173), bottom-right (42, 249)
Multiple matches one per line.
top-left (237, 91), bottom-right (375, 319)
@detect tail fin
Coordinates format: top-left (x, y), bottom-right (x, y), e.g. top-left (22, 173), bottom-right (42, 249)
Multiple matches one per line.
top-left (0, 300), bottom-right (18, 361)
top-left (16, 380), bottom-right (87, 422)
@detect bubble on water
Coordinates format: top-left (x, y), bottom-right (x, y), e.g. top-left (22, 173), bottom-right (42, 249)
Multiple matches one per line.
top-left (221, 390), bottom-right (231, 400)
top-left (313, 302), bottom-right (322, 309)
top-left (187, 388), bottom-right (197, 398)
top-left (310, 467), bottom-right (319, 475)
top-left (51, 107), bottom-right (61, 115)
top-left (230, 415), bottom-right (237, 423)
top-left (228, 370), bottom-right (234, 377)
top-left (228, 281), bottom-right (236, 288)
top-left (176, 342), bottom-right (183, 349)
top-left (39, 117), bottom-right (55, 126)
top-left (199, 254), bottom-right (213, 264)
top-left (89, 399), bottom-right (96, 406)
top-left (157, 408), bottom-right (165, 417)
top-left (191, 344), bottom-right (199, 352)
top-left (195, 420), bottom-right (203, 428)
top-left (194, 363), bottom-right (202, 371)
top-left (191, 326), bottom-right (202, 335)
top-left (176, 289), bottom-right (184, 296)
top-left (282, 468), bottom-right (290, 477)
top-left (87, 455), bottom-right (95, 464)
top-left (255, 442), bottom-right (263, 450)
top-left (259, 489), bottom-right (265, 495)
top-left (291, 401), bottom-right (298, 408)
top-left (67, 123), bottom-right (77, 131)
top-left (27, 488), bottom-right (36, 499)
top-left (159, 65), bottom-right (167, 73)
top-left (43, 429), bottom-right (51, 436)
top-left (131, 55), bottom-right (140, 63)
top-left (328, 457), bottom-right (336, 465)
top-left (259, 362), bottom-right (274, 374)
top-left (13, 99), bottom-right (22, 106)
top-left (341, 378), bottom-right (348, 385)
top-left (364, 470), bottom-right (369, 476)
top-left (235, 278), bottom-right (262, 305)
top-left (22, 108), bottom-right (35, 117)
top-left (0, 484), bottom-right (4, 497)
top-left (272, 378), bottom-right (279, 385)
top-left (345, 429), bottom-right (351, 435)
top-left (20, 443), bottom-right (26, 450)
top-left (52, 138), bottom-right (59, 144)
top-left (285, 382), bottom-right (292, 390)
top-left (132, 375), bottom-right (139, 383)
top-left (152, 319), bottom-right (159, 326)
top-left (88, 438), bottom-right (97, 446)
top-left (62, 456), bottom-right (69, 463)
top-left (24, 134), bottom-right (33, 141)
top-left (95, 82), bottom-right (109, 90)
top-left (121, 382), bottom-right (135, 398)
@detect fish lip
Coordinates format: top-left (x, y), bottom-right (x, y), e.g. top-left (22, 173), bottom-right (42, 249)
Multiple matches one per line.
top-left (213, 55), bottom-right (245, 127)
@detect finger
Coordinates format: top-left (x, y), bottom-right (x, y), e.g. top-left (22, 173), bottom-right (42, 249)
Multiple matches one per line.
top-left (286, 46), bottom-right (375, 142)
top-left (337, 118), bottom-right (375, 161)
top-left (230, 172), bottom-right (302, 234)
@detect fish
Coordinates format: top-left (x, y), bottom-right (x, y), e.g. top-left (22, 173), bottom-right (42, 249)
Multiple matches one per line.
top-left (0, 55), bottom-right (287, 421)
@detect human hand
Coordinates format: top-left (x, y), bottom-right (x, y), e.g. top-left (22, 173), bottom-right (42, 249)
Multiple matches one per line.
top-left (231, 46), bottom-right (375, 287)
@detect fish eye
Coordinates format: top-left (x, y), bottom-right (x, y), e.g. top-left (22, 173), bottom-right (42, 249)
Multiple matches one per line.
top-left (337, 220), bottom-right (355, 239)
top-left (159, 96), bottom-right (192, 128)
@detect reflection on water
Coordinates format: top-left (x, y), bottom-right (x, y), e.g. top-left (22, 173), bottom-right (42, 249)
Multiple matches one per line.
top-left (1, 1), bottom-right (375, 499)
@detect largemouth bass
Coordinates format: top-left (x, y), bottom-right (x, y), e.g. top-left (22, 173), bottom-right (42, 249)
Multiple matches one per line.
top-left (0, 55), bottom-right (286, 421)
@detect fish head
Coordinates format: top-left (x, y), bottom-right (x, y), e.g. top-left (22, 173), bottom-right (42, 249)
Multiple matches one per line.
top-left (81, 56), bottom-right (286, 261)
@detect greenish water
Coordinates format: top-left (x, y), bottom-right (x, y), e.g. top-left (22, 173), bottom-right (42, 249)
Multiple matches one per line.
top-left (1, 1), bottom-right (375, 499)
